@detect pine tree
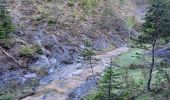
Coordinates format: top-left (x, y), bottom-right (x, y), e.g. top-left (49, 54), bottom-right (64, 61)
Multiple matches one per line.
top-left (0, 0), bottom-right (15, 39)
top-left (97, 63), bottom-right (123, 100)
top-left (81, 40), bottom-right (96, 83)
top-left (138, 0), bottom-right (170, 91)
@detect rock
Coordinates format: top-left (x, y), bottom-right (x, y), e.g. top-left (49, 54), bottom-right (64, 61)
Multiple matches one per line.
top-left (19, 77), bottom-right (27, 84)
top-left (40, 34), bottom-right (59, 47)
top-left (62, 59), bottom-right (73, 64)
top-left (48, 67), bottom-right (55, 74)
top-left (80, 45), bottom-right (85, 49)
top-left (34, 36), bottom-right (51, 56)
top-left (39, 76), bottom-right (53, 85)
top-left (35, 55), bottom-right (50, 68)
top-left (0, 71), bottom-right (23, 88)
top-left (50, 58), bottom-right (57, 65)
top-left (68, 79), bottom-right (96, 100)
top-left (24, 73), bottom-right (37, 78)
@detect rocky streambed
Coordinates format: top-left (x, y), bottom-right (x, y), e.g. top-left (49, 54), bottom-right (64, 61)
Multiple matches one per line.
top-left (21, 47), bottom-right (129, 100)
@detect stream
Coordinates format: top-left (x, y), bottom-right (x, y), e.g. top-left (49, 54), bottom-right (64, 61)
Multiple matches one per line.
top-left (22, 47), bottom-right (129, 100)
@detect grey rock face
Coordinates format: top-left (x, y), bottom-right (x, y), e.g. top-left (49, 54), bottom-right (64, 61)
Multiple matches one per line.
top-left (35, 55), bottom-right (50, 68)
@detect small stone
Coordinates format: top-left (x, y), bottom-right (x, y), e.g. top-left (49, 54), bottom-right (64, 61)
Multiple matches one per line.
top-left (50, 58), bottom-right (57, 65)
top-left (48, 68), bottom-right (55, 74)
top-left (24, 73), bottom-right (37, 78)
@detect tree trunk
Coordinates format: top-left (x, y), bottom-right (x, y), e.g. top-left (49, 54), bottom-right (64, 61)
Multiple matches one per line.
top-left (147, 43), bottom-right (156, 91)
top-left (90, 59), bottom-right (96, 83)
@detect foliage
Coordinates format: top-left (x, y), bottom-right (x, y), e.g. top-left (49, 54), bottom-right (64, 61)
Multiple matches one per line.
top-left (20, 45), bottom-right (43, 58)
top-left (0, 97), bottom-right (13, 100)
top-left (138, 0), bottom-right (170, 44)
top-left (81, 40), bottom-right (96, 82)
top-left (119, 0), bottom-right (125, 6)
top-left (35, 45), bottom-right (43, 55)
top-left (48, 18), bottom-right (56, 26)
top-left (0, 4), bottom-right (15, 39)
top-left (20, 46), bottom-right (36, 58)
top-left (81, 0), bottom-right (99, 9)
top-left (20, 44), bottom-right (43, 57)
top-left (67, 0), bottom-right (75, 7)
top-left (81, 48), bottom-right (95, 60)
top-left (137, 0), bottom-right (170, 91)
top-left (126, 16), bottom-right (135, 28)
top-left (81, 40), bottom-right (95, 60)
top-left (86, 65), bottom-right (124, 100)
top-left (86, 47), bottom-right (170, 99)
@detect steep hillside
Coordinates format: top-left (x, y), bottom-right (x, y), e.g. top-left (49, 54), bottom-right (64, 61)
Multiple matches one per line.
top-left (0, 0), bottom-right (146, 99)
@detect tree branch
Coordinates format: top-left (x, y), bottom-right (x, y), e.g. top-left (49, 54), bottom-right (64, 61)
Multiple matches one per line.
top-left (0, 46), bottom-right (23, 67)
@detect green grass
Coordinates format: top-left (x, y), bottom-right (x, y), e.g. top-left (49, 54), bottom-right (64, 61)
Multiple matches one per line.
top-left (111, 48), bottom-right (169, 99)
top-left (113, 49), bottom-right (146, 66)
top-left (113, 48), bottom-right (161, 67)
top-left (112, 48), bottom-right (162, 84)
top-left (126, 16), bottom-right (135, 28)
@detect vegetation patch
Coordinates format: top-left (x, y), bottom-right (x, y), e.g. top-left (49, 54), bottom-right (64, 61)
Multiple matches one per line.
top-left (0, 8), bottom-right (15, 39)
top-left (20, 45), bottom-right (43, 58)
top-left (85, 47), bottom-right (167, 99)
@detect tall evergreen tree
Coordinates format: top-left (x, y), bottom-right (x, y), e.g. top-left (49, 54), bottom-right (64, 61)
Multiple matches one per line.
top-left (138, 0), bottom-right (170, 91)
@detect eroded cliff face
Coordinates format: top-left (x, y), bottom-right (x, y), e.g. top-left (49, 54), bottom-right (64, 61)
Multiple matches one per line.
top-left (0, 0), bottom-right (146, 99)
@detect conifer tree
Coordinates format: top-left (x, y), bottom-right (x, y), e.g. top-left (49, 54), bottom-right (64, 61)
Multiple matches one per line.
top-left (81, 40), bottom-right (96, 83)
top-left (0, 0), bottom-right (15, 39)
top-left (138, 0), bottom-right (170, 91)
top-left (97, 62), bottom-right (123, 100)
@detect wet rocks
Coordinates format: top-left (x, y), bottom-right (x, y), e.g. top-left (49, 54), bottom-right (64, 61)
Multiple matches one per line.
top-left (68, 79), bottom-right (97, 100)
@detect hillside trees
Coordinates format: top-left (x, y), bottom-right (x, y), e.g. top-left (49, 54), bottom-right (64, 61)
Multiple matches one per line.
top-left (138, 0), bottom-right (170, 91)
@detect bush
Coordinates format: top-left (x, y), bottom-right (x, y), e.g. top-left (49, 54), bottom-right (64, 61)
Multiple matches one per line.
top-left (35, 45), bottom-right (43, 55)
top-left (48, 18), bottom-right (56, 26)
top-left (80, 0), bottom-right (99, 10)
top-left (20, 44), bottom-right (43, 57)
top-left (20, 46), bottom-right (36, 58)
top-left (126, 16), bottom-right (135, 28)
top-left (67, 0), bottom-right (75, 7)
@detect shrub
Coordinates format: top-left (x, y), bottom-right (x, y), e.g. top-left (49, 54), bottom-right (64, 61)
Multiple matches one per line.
top-left (20, 46), bottom-right (36, 58)
top-left (119, 0), bottom-right (125, 6)
top-left (48, 18), bottom-right (56, 26)
top-left (35, 45), bottom-right (43, 55)
top-left (20, 44), bottom-right (44, 57)
top-left (126, 16), bottom-right (135, 28)
top-left (80, 0), bottom-right (99, 10)
top-left (67, 0), bottom-right (75, 7)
